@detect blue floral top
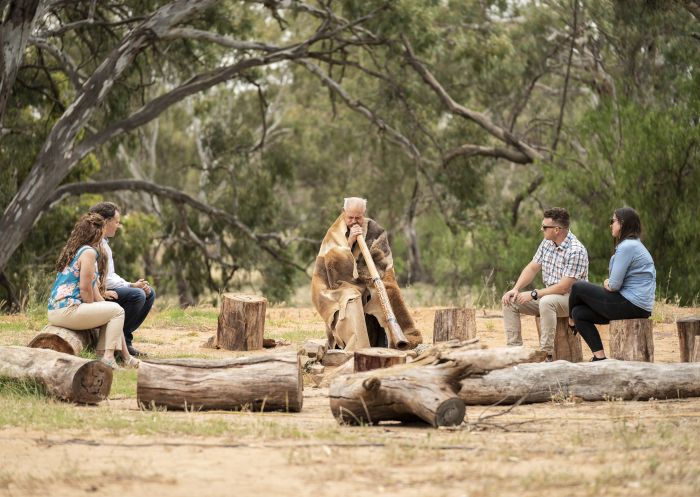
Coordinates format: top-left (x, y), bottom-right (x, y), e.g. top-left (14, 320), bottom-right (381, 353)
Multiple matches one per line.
top-left (48, 245), bottom-right (99, 310)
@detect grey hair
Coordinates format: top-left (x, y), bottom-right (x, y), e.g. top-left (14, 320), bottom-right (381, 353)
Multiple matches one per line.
top-left (343, 197), bottom-right (367, 212)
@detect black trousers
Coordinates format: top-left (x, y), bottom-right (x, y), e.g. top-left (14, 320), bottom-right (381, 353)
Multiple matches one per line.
top-left (568, 281), bottom-right (650, 354)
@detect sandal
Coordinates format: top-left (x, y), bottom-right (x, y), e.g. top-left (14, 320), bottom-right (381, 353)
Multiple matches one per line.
top-left (100, 357), bottom-right (120, 370)
top-left (567, 321), bottom-right (578, 336)
top-left (124, 357), bottom-right (140, 369)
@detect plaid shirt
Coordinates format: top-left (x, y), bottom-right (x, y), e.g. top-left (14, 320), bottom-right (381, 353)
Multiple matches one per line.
top-left (533, 231), bottom-right (589, 287)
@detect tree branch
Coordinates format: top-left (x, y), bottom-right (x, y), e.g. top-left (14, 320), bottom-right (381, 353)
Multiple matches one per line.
top-left (45, 179), bottom-right (311, 276)
top-left (401, 36), bottom-right (542, 163)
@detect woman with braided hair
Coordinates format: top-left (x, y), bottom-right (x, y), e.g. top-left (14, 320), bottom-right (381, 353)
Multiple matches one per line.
top-left (47, 213), bottom-right (139, 369)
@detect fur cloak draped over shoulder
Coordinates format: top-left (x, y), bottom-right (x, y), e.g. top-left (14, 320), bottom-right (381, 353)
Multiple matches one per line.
top-left (310, 213), bottom-right (423, 350)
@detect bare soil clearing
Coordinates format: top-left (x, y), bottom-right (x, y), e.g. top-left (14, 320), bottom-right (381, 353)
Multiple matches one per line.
top-left (2, 305), bottom-right (699, 497)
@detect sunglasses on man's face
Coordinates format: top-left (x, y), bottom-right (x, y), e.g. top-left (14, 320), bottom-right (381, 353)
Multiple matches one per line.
top-left (541, 225), bottom-right (559, 230)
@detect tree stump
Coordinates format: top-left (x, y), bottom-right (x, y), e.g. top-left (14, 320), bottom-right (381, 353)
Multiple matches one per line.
top-left (677, 316), bottom-right (700, 362)
top-left (28, 325), bottom-right (98, 355)
top-left (690, 335), bottom-right (700, 362)
top-left (433, 307), bottom-right (476, 343)
top-left (0, 346), bottom-right (112, 404)
top-left (459, 360), bottom-right (700, 405)
top-left (609, 318), bottom-right (654, 362)
top-left (136, 352), bottom-right (303, 412)
top-left (216, 293), bottom-right (267, 351)
top-left (354, 347), bottom-right (407, 372)
top-left (535, 317), bottom-right (583, 362)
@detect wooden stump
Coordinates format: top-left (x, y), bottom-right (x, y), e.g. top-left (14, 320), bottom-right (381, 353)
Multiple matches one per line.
top-left (677, 316), bottom-right (700, 362)
top-left (216, 293), bottom-right (267, 351)
top-left (136, 352), bottom-right (302, 412)
top-left (535, 317), bottom-right (583, 362)
top-left (459, 360), bottom-right (700, 405)
top-left (321, 349), bottom-right (353, 367)
top-left (354, 347), bottom-right (407, 372)
top-left (433, 308), bottom-right (476, 343)
top-left (0, 346), bottom-right (112, 404)
top-left (690, 335), bottom-right (700, 362)
top-left (28, 325), bottom-right (98, 355)
top-left (609, 319), bottom-right (654, 362)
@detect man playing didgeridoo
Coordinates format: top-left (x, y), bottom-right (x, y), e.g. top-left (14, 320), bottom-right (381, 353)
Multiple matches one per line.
top-left (311, 197), bottom-right (423, 351)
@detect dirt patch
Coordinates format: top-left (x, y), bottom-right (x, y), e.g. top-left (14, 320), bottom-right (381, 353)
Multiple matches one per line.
top-left (2, 306), bottom-right (699, 497)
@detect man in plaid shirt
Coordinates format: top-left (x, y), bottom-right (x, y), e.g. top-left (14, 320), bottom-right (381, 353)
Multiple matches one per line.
top-left (501, 207), bottom-right (589, 361)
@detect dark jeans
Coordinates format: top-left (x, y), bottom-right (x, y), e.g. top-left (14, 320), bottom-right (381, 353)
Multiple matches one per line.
top-left (568, 281), bottom-right (650, 354)
top-left (113, 286), bottom-right (156, 345)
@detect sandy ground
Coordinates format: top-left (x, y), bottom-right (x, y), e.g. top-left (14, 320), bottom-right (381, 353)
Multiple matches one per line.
top-left (2, 305), bottom-right (699, 497)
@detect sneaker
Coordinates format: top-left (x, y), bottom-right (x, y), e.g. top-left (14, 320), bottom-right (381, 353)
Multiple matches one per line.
top-left (127, 345), bottom-right (147, 358)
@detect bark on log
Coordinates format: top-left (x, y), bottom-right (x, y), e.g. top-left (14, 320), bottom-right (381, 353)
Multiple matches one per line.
top-left (432, 307), bottom-right (477, 343)
top-left (459, 360), bottom-right (700, 404)
top-left (330, 346), bottom-right (543, 427)
top-left (0, 345), bottom-right (112, 404)
top-left (354, 347), bottom-right (407, 372)
top-left (677, 316), bottom-right (700, 362)
top-left (609, 319), bottom-right (654, 362)
top-left (216, 293), bottom-right (267, 351)
top-left (535, 316), bottom-right (583, 362)
top-left (28, 325), bottom-right (98, 355)
top-left (136, 352), bottom-right (302, 412)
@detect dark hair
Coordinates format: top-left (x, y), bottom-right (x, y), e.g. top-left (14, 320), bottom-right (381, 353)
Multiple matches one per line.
top-left (89, 201), bottom-right (120, 220)
top-left (613, 207), bottom-right (642, 246)
top-left (543, 207), bottom-right (570, 228)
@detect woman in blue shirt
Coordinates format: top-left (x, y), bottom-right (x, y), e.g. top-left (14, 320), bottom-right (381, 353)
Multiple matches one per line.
top-left (47, 213), bottom-right (139, 369)
top-left (568, 207), bottom-right (656, 361)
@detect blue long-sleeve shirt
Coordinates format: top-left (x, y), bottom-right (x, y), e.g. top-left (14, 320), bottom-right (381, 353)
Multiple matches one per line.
top-left (608, 239), bottom-right (656, 312)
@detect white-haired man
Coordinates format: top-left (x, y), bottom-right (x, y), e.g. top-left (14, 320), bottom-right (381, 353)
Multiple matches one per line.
top-left (311, 197), bottom-right (423, 350)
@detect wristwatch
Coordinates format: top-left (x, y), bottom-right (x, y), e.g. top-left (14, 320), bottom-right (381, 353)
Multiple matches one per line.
top-left (530, 289), bottom-right (539, 300)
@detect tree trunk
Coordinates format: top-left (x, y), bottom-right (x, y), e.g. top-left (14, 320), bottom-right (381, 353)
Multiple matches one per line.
top-left (330, 346), bottom-right (543, 427)
top-left (28, 325), bottom-right (98, 355)
top-left (609, 318), bottom-right (654, 362)
top-left (0, 0), bottom-right (42, 125)
top-left (459, 360), bottom-right (700, 405)
top-left (354, 347), bottom-right (407, 372)
top-left (433, 308), bottom-right (477, 343)
top-left (216, 293), bottom-right (267, 351)
top-left (0, 345), bottom-right (112, 404)
top-left (677, 316), bottom-right (700, 362)
top-left (136, 352), bottom-right (303, 412)
top-left (535, 316), bottom-right (583, 362)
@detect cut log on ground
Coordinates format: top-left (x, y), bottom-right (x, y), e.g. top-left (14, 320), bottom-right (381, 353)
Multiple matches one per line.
top-left (433, 307), bottom-right (477, 343)
top-left (677, 316), bottom-right (700, 362)
top-left (28, 325), bottom-right (98, 356)
top-left (354, 347), bottom-right (407, 372)
top-left (330, 346), bottom-right (543, 427)
top-left (0, 345), bottom-right (112, 404)
top-left (535, 317), bottom-right (583, 362)
top-left (216, 293), bottom-right (267, 351)
top-left (137, 352), bottom-right (302, 412)
top-left (322, 349), bottom-right (353, 367)
top-left (459, 360), bottom-right (700, 404)
top-left (609, 318), bottom-right (654, 362)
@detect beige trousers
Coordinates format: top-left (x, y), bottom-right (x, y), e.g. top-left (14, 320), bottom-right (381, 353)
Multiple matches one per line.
top-left (48, 302), bottom-right (125, 351)
top-left (503, 293), bottom-right (569, 354)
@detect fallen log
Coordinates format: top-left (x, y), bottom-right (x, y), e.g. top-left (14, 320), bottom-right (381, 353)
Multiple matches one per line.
top-left (0, 345), bottom-right (112, 404)
top-left (458, 360), bottom-right (700, 404)
top-left (28, 325), bottom-right (98, 355)
top-left (330, 346), bottom-right (543, 427)
top-left (137, 352), bottom-right (302, 412)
